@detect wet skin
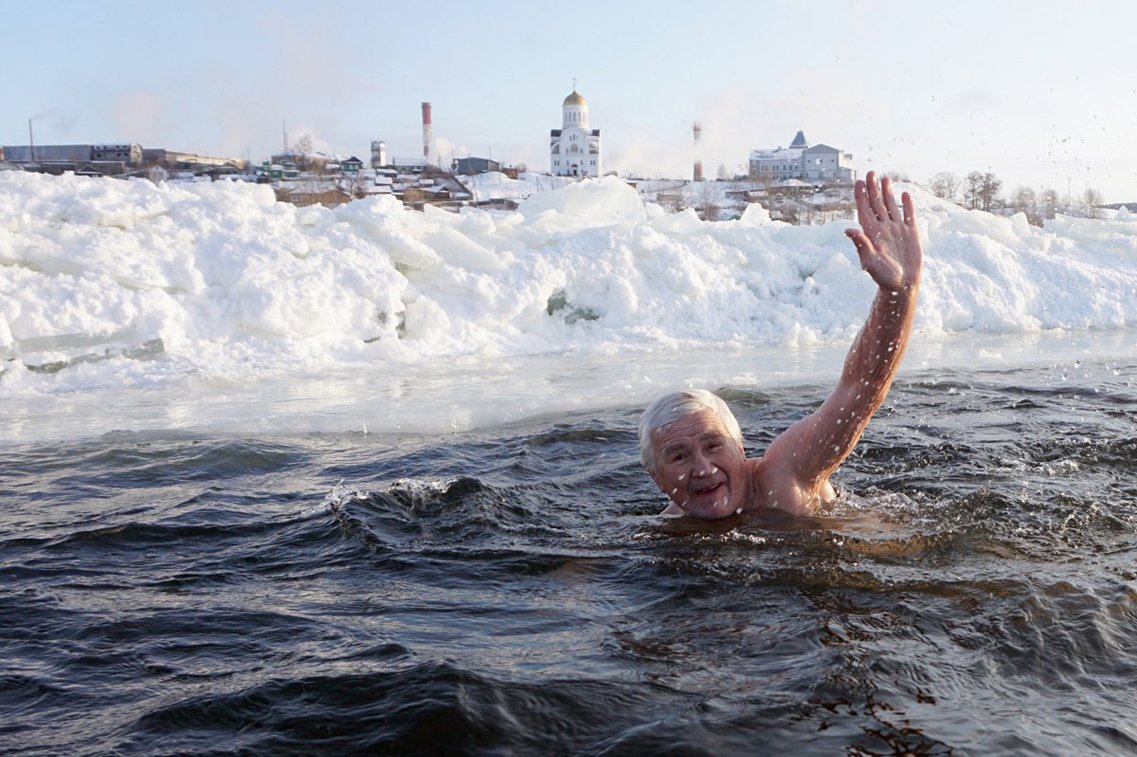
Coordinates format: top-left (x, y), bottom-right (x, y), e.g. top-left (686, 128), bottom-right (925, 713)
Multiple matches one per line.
top-left (648, 410), bottom-right (752, 520)
top-left (643, 173), bottom-right (921, 519)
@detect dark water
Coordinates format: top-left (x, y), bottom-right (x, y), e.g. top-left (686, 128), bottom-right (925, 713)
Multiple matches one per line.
top-left (3, 360), bottom-right (1137, 755)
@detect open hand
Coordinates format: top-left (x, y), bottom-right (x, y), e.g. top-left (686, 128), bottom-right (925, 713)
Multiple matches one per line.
top-left (845, 171), bottom-right (922, 292)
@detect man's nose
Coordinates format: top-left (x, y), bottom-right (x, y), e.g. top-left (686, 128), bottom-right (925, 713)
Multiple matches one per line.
top-left (691, 451), bottom-right (713, 476)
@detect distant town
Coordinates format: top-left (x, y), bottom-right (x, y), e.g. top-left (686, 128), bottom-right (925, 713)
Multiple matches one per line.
top-left (2, 87), bottom-right (1123, 224)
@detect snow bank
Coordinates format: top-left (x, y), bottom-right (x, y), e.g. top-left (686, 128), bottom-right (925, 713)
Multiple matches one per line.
top-left (2, 171), bottom-right (1136, 393)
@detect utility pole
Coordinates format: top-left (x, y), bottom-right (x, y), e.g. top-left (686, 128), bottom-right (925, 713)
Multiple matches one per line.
top-left (28, 118), bottom-right (36, 162)
top-left (692, 122), bottom-right (703, 182)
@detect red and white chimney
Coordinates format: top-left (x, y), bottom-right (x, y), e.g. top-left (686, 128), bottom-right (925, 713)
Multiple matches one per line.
top-left (421, 102), bottom-right (432, 165)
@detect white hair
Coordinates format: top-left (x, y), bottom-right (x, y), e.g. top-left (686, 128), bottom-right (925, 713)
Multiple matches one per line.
top-left (639, 389), bottom-right (743, 472)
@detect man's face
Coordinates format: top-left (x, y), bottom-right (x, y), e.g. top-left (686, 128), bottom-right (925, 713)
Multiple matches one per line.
top-left (649, 409), bottom-right (749, 519)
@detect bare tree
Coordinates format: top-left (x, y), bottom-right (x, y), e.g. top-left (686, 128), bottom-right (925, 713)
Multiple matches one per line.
top-left (929, 171), bottom-right (961, 202)
top-left (1011, 186), bottom-right (1041, 225)
top-left (984, 173), bottom-right (1002, 211)
top-left (964, 171), bottom-right (984, 210)
top-left (1082, 187), bottom-right (1104, 219)
top-left (1039, 188), bottom-right (1060, 220)
top-left (288, 134), bottom-right (318, 172)
top-left (338, 171), bottom-right (366, 200)
top-left (696, 181), bottom-right (719, 221)
top-left (961, 171), bottom-right (1003, 212)
top-left (655, 190), bottom-right (685, 214)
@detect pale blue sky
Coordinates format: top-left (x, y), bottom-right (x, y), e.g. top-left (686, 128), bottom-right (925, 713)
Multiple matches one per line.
top-left (5, 0), bottom-right (1136, 201)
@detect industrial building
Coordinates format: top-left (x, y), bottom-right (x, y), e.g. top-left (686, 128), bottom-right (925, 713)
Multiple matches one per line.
top-left (1, 142), bottom-right (246, 176)
top-left (452, 156), bottom-right (501, 175)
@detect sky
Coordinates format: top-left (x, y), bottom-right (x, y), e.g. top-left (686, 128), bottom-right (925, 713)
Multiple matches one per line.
top-left (5, 0), bottom-right (1137, 202)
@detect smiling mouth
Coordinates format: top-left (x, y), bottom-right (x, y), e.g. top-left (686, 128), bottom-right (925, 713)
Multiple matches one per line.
top-left (692, 482), bottom-right (724, 497)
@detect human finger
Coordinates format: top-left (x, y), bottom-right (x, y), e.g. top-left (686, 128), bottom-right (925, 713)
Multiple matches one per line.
top-left (853, 179), bottom-right (872, 229)
top-left (844, 228), bottom-right (875, 269)
top-left (882, 176), bottom-right (901, 221)
top-left (902, 191), bottom-right (916, 226)
top-left (866, 171), bottom-right (887, 221)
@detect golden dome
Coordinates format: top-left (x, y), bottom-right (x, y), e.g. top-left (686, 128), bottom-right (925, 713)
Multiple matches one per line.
top-left (563, 90), bottom-right (587, 107)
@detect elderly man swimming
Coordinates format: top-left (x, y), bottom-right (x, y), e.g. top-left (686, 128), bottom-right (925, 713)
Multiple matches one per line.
top-left (640, 172), bottom-right (923, 518)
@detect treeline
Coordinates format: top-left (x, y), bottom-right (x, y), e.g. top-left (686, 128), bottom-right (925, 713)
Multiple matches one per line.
top-left (927, 171), bottom-right (1105, 224)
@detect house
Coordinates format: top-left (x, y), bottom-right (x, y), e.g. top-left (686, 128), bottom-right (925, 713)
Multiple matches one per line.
top-left (274, 186), bottom-right (353, 208)
top-left (392, 157), bottom-right (429, 173)
top-left (749, 131), bottom-right (855, 184)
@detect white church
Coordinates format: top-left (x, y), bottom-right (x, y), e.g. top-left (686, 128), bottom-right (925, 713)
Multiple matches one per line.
top-left (549, 87), bottom-right (602, 178)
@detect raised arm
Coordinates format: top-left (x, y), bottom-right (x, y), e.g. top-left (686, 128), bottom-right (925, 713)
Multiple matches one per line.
top-left (761, 172), bottom-right (922, 509)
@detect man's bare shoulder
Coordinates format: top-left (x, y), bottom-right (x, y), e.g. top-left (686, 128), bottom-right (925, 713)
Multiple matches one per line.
top-left (743, 454), bottom-right (836, 516)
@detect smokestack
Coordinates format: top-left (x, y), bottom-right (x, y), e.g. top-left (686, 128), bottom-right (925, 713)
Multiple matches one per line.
top-left (692, 122), bottom-right (703, 182)
top-left (421, 102), bottom-right (432, 165)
